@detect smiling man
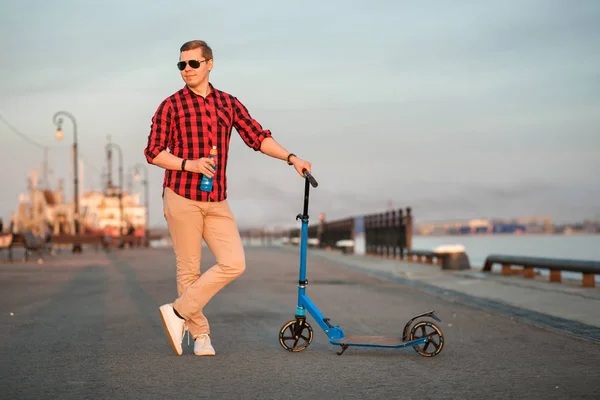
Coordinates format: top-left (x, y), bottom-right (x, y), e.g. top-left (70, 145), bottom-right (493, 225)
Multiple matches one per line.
top-left (144, 40), bottom-right (312, 356)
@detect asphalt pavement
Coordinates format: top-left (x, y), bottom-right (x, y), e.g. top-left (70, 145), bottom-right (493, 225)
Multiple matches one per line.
top-left (1, 246), bottom-right (599, 399)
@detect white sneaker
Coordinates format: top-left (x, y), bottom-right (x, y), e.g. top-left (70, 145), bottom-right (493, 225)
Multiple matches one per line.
top-left (194, 333), bottom-right (216, 356)
top-left (159, 304), bottom-right (185, 356)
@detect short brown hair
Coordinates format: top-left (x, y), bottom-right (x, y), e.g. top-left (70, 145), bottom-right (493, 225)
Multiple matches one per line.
top-left (180, 40), bottom-right (213, 60)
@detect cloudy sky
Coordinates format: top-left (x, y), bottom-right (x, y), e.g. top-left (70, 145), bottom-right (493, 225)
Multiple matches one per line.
top-left (1, 0), bottom-right (599, 229)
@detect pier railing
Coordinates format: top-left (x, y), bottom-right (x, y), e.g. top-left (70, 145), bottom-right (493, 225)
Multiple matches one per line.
top-left (319, 217), bottom-right (355, 249)
top-left (274, 207), bottom-right (413, 255)
top-left (365, 208), bottom-right (411, 258)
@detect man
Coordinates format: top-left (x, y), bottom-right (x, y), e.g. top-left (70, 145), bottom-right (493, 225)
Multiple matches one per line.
top-left (144, 40), bottom-right (312, 356)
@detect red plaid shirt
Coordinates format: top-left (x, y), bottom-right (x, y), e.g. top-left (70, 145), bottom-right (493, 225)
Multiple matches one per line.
top-left (144, 84), bottom-right (272, 202)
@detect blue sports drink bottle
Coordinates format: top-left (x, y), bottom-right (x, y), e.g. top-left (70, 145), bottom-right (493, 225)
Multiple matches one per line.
top-left (200, 146), bottom-right (217, 192)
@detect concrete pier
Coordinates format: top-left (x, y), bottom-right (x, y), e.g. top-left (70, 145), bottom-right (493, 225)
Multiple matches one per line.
top-left (1, 246), bottom-right (599, 399)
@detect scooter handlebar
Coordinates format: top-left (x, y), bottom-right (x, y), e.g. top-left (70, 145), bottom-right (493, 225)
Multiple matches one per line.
top-left (302, 169), bottom-right (318, 188)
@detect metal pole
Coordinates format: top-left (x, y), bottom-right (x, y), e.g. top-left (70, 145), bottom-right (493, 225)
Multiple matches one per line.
top-left (144, 175), bottom-right (149, 246)
top-left (405, 207), bottom-right (413, 251)
top-left (127, 169), bottom-right (133, 194)
top-left (106, 143), bottom-right (124, 236)
top-left (43, 146), bottom-right (49, 189)
top-left (144, 174), bottom-right (149, 247)
top-left (53, 111), bottom-right (81, 253)
top-left (118, 149), bottom-right (123, 236)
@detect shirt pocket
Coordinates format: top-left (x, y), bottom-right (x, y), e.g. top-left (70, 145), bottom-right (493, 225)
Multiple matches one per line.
top-left (216, 107), bottom-right (233, 129)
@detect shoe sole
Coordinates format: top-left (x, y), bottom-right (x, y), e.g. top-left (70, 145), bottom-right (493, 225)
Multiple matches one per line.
top-left (194, 351), bottom-right (216, 356)
top-left (159, 307), bottom-right (183, 356)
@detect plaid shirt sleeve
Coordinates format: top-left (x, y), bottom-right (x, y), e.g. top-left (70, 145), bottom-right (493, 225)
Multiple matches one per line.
top-left (232, 97), bottom-right (272, 151)
top-left (144, 99), bottom-right (173, 163)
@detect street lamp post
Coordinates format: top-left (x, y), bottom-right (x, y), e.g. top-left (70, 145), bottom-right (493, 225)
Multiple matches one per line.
top-left (133, 163), bottom-right (149, 247)
top-left (53, 111), bottom-right (82, 253)
top-left (105, 143), bottom-right (124, 236)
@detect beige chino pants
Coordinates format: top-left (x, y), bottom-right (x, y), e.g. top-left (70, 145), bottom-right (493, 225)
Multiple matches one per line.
top-left (163, 187), bottom-right (246, 336)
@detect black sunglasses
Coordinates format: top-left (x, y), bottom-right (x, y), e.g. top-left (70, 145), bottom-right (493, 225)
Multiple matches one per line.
top-left (177, 59), bottom-right (211, 71)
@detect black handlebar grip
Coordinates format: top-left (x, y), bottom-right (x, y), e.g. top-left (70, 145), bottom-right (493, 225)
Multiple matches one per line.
top-left (302, 169), bottom-right (318, 188)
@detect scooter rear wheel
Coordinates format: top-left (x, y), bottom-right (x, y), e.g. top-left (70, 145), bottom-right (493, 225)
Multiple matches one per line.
top-left (278, 319), bottom-right (313, 352)
top-left (409, 321), bottom-right (444, 357)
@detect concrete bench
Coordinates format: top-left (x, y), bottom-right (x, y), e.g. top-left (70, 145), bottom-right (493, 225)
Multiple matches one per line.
top-left (407, 245), bottom-right (471, 270)
top-left (483, 254), bottom-right (600, 288)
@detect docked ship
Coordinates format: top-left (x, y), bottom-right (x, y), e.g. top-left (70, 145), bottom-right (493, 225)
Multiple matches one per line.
top-left (8, 169), bottom-right (147, 238)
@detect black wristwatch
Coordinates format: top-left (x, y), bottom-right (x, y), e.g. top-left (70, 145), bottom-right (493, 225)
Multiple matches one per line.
top-left (181, 159), bottom-right (187, 171)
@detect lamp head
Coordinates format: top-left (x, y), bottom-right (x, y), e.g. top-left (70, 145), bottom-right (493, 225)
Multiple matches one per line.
top-left (55, 117), bottom-right (64, 140)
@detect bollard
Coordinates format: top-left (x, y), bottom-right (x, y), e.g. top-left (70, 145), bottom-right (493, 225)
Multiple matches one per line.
top-left (434, 244), bottom-right (471, 270)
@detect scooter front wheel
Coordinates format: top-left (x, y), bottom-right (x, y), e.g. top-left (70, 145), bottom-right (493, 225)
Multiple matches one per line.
top-left (278, 319), bottom-right (313, 352)
top-left (409, 321), bottom-right (444, 357)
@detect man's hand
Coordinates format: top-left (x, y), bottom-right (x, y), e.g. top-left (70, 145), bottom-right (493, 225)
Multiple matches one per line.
top-left (290, 156), bottom-right (312, 177)
top-left (185, 157), bottom-right (216, 177)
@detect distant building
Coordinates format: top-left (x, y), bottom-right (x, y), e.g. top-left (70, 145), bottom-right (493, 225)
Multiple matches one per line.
top-left (415, 216), bottom-right (553, 236)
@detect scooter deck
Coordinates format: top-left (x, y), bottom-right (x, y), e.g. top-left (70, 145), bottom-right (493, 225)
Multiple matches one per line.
top-left (331, 335), bottom-right (412, 347)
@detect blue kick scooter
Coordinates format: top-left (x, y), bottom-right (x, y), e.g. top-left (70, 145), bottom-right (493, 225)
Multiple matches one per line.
top-left (278, 170), bottom-right (445, 356)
